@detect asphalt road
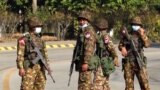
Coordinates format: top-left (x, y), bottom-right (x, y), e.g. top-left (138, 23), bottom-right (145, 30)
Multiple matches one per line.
top-left (0, 43), bottom-right (160, 90)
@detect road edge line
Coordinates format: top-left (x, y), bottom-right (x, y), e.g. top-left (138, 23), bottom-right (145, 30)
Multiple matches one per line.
top-left (3, 68), bottom-right (17, 90)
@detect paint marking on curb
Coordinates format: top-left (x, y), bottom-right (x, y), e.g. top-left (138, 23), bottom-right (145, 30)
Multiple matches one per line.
top-left (3, 67), bottom-right (17, 90)
top-left (0, 44), bottom-right (75, 51)
top-left (52, 45), bottom-right (59, 48)
top-left (60, 44), bottom-right (66, 48)
top-left (46, 45), bottom-right (52, 49)
top-left (68, 44), bottom-right (75, 48)
top-left (0, 47), bottom-right (6, 51)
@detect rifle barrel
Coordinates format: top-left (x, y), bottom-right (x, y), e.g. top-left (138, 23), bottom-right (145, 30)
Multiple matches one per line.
top-left (31, 40), bottom-right (55, 84)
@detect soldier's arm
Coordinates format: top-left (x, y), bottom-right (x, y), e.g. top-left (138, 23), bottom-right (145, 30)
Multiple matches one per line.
top-left (118, 39), bottom-right (125, 51)
top-left (104, 35), bottom-right (118, 58)
top-left (106, 38), bottom-right (118, 59)
top-left (104, 34), bottom-right (119, 65)
top-left (42, 41), bottom-right (50, 64)
top-left (16, 37), bottom-right (25, 69)
top-left (83, 27), bottom-right (96, 64)
top-left (139, 28), bottom-right (150, 48)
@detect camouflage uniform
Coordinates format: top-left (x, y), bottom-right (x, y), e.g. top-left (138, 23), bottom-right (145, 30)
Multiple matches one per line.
top-left (118, 16), bottom-right (150, 90)
top-left (16, 16), bottom-right (49, 90)
top-left (73, 10), bottom-right (97, 90)
top-left (91, 17), bottom-right (118, 90)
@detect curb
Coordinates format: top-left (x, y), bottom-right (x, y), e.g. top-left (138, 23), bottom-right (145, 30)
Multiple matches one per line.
top-left (0, 44), bottom-right (75, 51)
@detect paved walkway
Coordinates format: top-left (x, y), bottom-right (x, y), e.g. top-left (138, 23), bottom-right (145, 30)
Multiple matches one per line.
top-left (0, 40), bottom-right (76, 51)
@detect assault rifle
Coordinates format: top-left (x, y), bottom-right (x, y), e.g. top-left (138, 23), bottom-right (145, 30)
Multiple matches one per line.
top-left (30, 39), bottom-right (55, 83)
top-left (120, 26), bottom-right (147, 78)
top-left (68, 44), bottom-right (79, 86)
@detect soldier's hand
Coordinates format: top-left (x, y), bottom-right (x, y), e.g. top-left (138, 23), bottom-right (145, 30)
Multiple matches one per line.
top-left (47, 68), bottom-right (53, 75)
top-left (82, 64), bottom-right (88, 71)
top-left (113, 57), bottom-right (119, 67)
top-left (19, 68), bottom-right (25, 77)
top-left (138, 28), bottom-right (145, 36)
top-left (121, 47), bottom-right (127, 57)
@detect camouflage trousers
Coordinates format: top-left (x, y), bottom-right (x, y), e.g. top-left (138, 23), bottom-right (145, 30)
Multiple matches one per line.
top-left (21, 64), bottom-right (46, 90)
top-left (78, 70), bottom-right (92, 90)
top-left (92, 66), bottom-right (110, 90)
top-left (123, 61), bottom-right (150, 90)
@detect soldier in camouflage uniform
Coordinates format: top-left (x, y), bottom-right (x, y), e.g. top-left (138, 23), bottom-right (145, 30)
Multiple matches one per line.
top-left (16, 16), bottom-right (50, 90)
top-left (72, 10), bottom-right (97, 90)
top-left (118, 16), bottom-right (150, 90)
top-left (91, 17), bottom-right (119, 90)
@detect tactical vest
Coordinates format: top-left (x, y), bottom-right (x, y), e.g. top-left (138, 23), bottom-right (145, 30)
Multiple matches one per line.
top-left (96, 33), bottom-right (115, 76)
top-left (23, 34), bottom-right (45, 68)
top-left (123, 33), bottom-right (144, 56)
top-left (96, 33), bottom-right (111, 57)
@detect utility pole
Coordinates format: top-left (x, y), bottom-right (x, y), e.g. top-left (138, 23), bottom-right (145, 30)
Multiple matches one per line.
top-left (18, 9), bottom-right (23, 33)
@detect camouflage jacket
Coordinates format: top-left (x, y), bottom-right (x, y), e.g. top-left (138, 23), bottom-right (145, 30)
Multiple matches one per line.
top-left (74, 25), bottom-right (97, 64)
top-left (16, 33), bottom-right (49, 69)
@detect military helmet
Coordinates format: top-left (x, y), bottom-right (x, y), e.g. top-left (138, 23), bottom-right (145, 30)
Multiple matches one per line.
top-left (94, 17), bottom-right (108, 29)
top-left (28, 16), bottom-right (43, 28)
top-left (130, 16), bottom-right (142, 25)
top-left (78, 10), bottom-right (92, 22)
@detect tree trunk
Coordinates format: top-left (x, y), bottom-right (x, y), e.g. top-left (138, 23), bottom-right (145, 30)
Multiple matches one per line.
top-left (32, 0), bottom-right (37, 14)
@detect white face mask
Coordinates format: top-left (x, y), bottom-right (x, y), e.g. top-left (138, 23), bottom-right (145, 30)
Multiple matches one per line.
top-left (35, 27), bottom-right (42, 34)
top-left (132, 25), bottom-right (140, 31)
top-left (79, 23), bottom-right (88, 30)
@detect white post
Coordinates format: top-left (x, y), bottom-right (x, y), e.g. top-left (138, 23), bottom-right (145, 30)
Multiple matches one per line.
top-left (109, 28), bottom-right (114, 37)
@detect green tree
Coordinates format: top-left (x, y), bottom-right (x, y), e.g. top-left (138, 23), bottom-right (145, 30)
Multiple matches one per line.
top-left (0, 0), bottom-right (159, 41)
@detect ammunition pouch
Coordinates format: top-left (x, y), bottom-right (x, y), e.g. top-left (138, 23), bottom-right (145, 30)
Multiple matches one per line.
top-left (24, 51), bottom-right (41, 69)
top-left (100, 57), bottom-right (115, 76)
top-left (28, 52), bottom-right (37, 60)
top-left (23, 60), bottom-right (33, 69)
top-left (27, 51), bottom-right (41, 65)
top-left (88, 55), bottom-right (100, 70)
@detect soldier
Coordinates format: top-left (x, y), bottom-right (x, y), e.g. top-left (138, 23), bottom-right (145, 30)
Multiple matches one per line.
top-left (72, 10), bottom-right (97, 90)
top-left (118, 16), bottom-right (150, 90)
top-left (16, 16), bottom-right (50, 90)
top-left (91, 17), bottom-right (119, 90)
